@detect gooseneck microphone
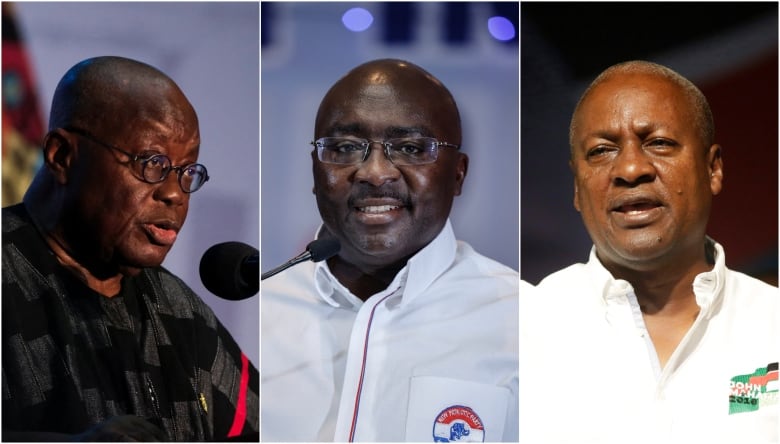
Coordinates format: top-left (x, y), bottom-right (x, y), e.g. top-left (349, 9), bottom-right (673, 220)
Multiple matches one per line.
top-left (199, 242), bottom-right (259, 301)
top-left (261, 238), bottom-right (341, 281)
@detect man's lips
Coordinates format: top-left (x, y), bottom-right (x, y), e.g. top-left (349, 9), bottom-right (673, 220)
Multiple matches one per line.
top-left (357, 204), bottom-right (402, 213)
top-left (609, 194), bottom-right (664, 227)
top-left (143, 220), bottom-right (181, 246)
top-left (610, 194), bottom-right (663, 213)
top-left (350, 198), bottom-right (407, 224)
top-left (613, 200), bottom-right (662, 213)
top-left (351, 196), bottom-right (408, 212)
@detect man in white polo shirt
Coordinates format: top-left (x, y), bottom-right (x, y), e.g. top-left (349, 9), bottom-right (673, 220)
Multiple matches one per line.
top-left (522, 61), bottom-right (778, 443)
top-left (262, 59), bottom-right (519, 442)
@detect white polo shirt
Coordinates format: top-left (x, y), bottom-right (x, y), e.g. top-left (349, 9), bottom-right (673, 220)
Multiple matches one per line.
top-left (261, 220), bottom-right (519, 442)
top-left (522, 240), bottom-right (779, 443)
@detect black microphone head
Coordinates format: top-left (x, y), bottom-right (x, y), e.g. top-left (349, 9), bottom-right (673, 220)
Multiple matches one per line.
top-left (307, 238), bottom-right (340, 262)
top-left (199, 241), bottom-right (259, 301)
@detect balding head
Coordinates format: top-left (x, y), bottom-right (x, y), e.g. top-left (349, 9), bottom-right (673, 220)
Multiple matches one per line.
top-left (570, 60), bottom-right (714, 156)
top-left (49, 56), bottom-right (197, 137)
top-left (314, 58), bottom-right (462, 144)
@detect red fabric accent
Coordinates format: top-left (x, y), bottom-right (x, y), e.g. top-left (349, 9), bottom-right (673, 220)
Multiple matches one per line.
top-left (227, 353), bottom-right (249, 437)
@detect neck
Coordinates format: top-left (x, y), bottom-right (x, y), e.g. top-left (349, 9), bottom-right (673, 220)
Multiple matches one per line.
top-left (24, 185), bottom-right (125, 298)
top-left (327, 255), bottom-right (407, 301)
top-left (601, 241), bottom-right (716, 369)
top-left (316, 227), bottom-right (414, 301)
top-left (45, 232), bottom-right (125, 297)
top-left (602, 240), bottom-right (715, 315)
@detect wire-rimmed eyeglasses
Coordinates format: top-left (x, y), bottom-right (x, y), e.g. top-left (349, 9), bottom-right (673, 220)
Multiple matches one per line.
top-left (64, 126), bottom-right (209, 193)
top-left (311, 137), bottom-right (459, 166)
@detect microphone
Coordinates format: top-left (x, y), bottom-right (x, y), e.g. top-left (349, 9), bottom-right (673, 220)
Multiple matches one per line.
top-left (261, 238), bottom-right (340, 281)
top-left (199, 242), bottom-right (259, 301)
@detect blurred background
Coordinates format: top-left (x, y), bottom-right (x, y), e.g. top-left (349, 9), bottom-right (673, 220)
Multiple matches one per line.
top-left (7, 2), bottom-right (774, 362)
top-left (261, 2), bottom-right (519, 274)
top-left (2, 2), bottom-right (260, 364)
top-left (521, 2), bottom-right (778, 285)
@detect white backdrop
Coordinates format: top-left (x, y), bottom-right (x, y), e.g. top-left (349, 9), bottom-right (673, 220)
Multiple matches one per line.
top-left (261, 2), bottom-right (519, 274)
top-left (14, 2), bottom-right (260, 365)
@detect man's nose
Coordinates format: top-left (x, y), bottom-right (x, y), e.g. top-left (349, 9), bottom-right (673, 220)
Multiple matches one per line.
top-left (353, 143), bottom-right (401, 186)
top-left (610, 143), bottom-right (656, 186)
top-left (153, 171), bottom-right (187, 205)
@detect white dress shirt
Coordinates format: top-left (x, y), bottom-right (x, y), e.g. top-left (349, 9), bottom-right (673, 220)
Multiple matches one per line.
top-left (262, 220), bottom-right (519, 442)
top-left (522, 240), bottom-right (779, 443)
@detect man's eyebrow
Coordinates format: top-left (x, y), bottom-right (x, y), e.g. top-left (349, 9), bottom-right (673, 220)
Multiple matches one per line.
top-left (582, 129), bottom-right (619, 142)
top-left (327, 124), bottom-right (362, 135)
top-left (324, 124), bottom-right (435, 138)
top-left (385, 126), bottom-right (433, 138)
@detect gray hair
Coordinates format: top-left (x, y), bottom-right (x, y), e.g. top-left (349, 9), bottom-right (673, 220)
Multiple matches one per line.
top-left (569, 60), bottom-right (714, 154)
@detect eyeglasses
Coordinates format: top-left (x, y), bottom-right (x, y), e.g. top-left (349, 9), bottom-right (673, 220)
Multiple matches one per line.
top-left (64, 126), bottom-right (209, 193)
top-left (311, 137), bottom-right (459, 166)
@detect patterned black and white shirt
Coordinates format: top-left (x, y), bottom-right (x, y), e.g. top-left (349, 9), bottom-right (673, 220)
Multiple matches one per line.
top-left (2, 203), bottom-right (258, 441)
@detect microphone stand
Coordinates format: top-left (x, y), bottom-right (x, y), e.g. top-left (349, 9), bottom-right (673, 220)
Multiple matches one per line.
top-left (261, 238), bottom-right (340, 281)
top-left (261, 250), bottom-right (312, 280)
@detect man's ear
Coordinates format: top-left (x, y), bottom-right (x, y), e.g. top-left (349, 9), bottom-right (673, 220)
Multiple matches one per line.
top-left (570, 159), bottom-right (581, 213)
top-left (453, 152), bottom-right (468, 196)
top-left (42, 129), bottom-right (78, 185)
top-left (708, 144), bottom-right (723, 196)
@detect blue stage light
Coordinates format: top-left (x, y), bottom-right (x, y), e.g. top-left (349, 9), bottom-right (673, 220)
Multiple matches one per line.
top-left (487, 16), bottom-right (515, 41)
top-left (342, 8), bottom-right (373, 32)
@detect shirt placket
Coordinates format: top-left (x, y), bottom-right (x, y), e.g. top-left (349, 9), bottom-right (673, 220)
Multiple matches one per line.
top-left (335, 286), bottom-right (402, 442)
top-left (605, 283), bottom-right (670, 441)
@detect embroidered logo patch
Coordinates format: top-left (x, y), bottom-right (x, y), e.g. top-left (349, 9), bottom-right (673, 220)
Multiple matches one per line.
top-left (729, 362), bottom-right (779, 414)
top-left (432, 405), bottom-right (485, 442)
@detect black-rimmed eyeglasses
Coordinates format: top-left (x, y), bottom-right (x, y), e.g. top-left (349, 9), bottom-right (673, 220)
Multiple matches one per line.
top-left (311, 137), bottom-right (459, 166)
top-left (64, 126), bottom-right (209, 193)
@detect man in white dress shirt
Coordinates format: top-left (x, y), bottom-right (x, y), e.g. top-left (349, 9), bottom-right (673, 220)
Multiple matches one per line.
top-left (524, 61), bottom-right (778, 443)
top-left (261, 59), bottom-right (519, 442)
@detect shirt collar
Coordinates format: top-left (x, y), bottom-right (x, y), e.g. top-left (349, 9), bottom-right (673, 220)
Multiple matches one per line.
top-left (585, 237), bottom-right (726, 317)
top-left (312, 219), bottom-right (458, 310)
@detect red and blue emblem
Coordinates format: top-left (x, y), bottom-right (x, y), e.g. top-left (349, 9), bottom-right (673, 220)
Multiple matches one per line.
top-left (432, 405), bottom-right (485, 442)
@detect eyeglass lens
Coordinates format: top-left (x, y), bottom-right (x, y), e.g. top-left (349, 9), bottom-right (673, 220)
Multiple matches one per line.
top-left (317, 138), bottom-right (440, 165)
top-left (142, 155), bottom-right (208, 193)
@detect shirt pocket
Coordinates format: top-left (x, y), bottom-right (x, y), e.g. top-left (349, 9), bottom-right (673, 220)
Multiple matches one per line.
top-left (404, 376), bottom-right (510, 442)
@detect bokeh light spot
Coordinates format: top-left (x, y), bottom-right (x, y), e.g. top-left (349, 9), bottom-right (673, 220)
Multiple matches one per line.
top-left (487, 16), bottom-right (515, 41)
top-left (342, 8), bottom-right (373, 32)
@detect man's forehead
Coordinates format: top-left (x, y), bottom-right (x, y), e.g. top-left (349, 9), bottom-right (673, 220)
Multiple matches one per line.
top-left (330, 78), bottom-right (424, 106)
top-left (331, 64), bottom-right (440, 100)
top-left (580, 74), bottom-right (688, 115)
top-left (318, 91), bottom-right (430, 127)
top-left (322, 122), bottom-right (434, 137)
top-left (592, 72), bottom-right (681, 98)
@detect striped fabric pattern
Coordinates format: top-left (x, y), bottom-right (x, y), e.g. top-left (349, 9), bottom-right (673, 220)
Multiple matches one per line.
top-left (2, 204), bottom-right (258, 441)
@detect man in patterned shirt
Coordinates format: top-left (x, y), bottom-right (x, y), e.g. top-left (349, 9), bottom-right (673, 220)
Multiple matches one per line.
top-left (2, 56), bottom-right (258, 441)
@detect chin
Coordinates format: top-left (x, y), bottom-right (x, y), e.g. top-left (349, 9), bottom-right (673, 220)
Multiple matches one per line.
top-left (117, 265), bottom-right (145, 277)
top-left (601, 233), bottom-right (675, 268)
top-left (344, 238), bottom-right (410, 266)
top-left (352, 230), bottom-right (403, 251)
top-left (121, 246), bottom-right (171, 270)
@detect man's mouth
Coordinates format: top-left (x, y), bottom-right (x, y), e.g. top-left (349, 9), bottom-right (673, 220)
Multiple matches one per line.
top-left (614, 201), bottom-right (662, 213)
top-left (143, 221), bottom-right (179, 246)
top-left (351, 197), bottom-right (407, 225)
top-left (609, 195), bottom-right (664, 227)
top-left (358, 205), bottom-right (401, 213)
